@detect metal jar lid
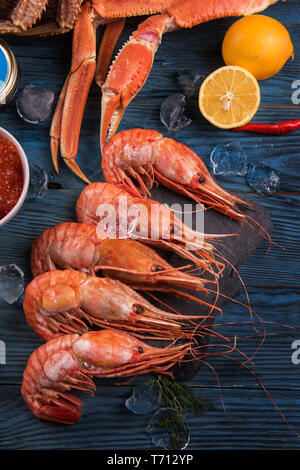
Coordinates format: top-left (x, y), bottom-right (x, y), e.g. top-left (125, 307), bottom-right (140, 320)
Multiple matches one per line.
top-left (0, 38), bottom-right (19, 108)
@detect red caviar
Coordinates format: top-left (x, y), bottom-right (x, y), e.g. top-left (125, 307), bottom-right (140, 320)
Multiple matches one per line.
top-left (0, 136), bottom-right (24, 220)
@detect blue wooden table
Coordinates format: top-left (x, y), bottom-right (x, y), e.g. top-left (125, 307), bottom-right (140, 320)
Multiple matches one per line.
top-left (0, 0), bottom-right (300, 450)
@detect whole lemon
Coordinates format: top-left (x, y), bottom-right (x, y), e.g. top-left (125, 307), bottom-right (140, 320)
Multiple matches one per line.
top-left (222, 15), bottom-right (294, 80)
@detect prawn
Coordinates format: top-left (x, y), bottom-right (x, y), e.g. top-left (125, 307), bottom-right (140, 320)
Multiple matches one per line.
top-left (76, 182), bottom-right (234, 270)
top-left (31, 221), bottom-right (221, 281)
top-left (21, 329), bottom-right (191, 423)
top-left (23, 270), bottom-right (215, 341)
top-left (101, 129), bottom-right (273, 244)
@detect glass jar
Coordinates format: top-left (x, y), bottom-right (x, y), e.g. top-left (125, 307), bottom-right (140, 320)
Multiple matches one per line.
top-left (0, 38), bottom-right (19, 108)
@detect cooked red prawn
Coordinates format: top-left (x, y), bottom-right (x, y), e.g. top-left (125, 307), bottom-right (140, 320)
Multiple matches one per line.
top-left (24, 269), bottom-right (212, 341)
top-left (76, 182), bottom-right (234, 269)
top-left (21, 329), bottom-right (191, 423)
top-left (31, 221), bottom-right (220, 281)
top-left (102, 129), bottom-right (250, 221)
top-left (101, 130), bottom-right (275, 245)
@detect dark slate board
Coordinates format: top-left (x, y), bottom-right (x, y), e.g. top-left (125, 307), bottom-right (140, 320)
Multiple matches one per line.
top-left (92, 185), bottom-right (273, 382)
top-left (154, 188), bottom-right (272, 380)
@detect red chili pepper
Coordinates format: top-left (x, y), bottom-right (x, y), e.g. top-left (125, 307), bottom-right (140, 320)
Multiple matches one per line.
top-left (232, 119), bottom-right (300, 135)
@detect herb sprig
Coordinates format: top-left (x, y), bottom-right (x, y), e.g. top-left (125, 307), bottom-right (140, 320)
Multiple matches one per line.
top-left (148, 375), bottom-right (214, 416)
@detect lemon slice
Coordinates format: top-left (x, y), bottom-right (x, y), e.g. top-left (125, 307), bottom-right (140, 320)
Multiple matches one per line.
top-left (199, 66), bottom-right (260, 129)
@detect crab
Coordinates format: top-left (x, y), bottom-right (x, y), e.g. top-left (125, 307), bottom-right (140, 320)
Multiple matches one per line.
top-left (0, 1), bottom-right (180, 181)
top-left (0, 1), bottom-right (282, 182)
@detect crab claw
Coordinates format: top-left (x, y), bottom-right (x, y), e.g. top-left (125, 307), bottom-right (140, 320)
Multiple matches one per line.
top-left (64, 159), bottom-right (91, 184)
top-left (100, 41), bottom-right (154, 149)
top-left (51, 137), bottom-right (60, 175)
top-left (100, 14), bottom-right (174, 149)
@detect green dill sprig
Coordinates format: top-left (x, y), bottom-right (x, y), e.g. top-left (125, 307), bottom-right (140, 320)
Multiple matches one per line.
top-left (152, 409), bottom-right (189, 449)
top-left (147, 375), bottom-right (214, 416)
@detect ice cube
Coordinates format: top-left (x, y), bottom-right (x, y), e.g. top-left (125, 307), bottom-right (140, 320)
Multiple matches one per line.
top-left (16, 84), bottom-right (55, 124)
top-left (175, 70), bottom-right (203, 99)
top-left (0, 264), bottom-right (24, 304)
top-left (210, 142), bottom-right (248, 176)
top-left (147, 408), bottom-right (190, 450)
top-left (126, 382), bottom-right (161, 415)
top-left (28, 164), bottom-right (49, 200)
top-left (160, 94), bottom-right (192, 132)
top-left (246, 162), bottom-right (280, 195)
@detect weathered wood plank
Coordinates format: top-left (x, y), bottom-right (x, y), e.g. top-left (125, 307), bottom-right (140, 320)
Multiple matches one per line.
top-left (0, 385), bottom-right (299, 449)
top-left (0, 191), bottom-right (299, 287)
top-left (2, 106), bottom-right (300, 192)
top-left (189, 287), bottom-right (300, 389)
top-left (2, 20), bottom-right (300, 191)
top-left (0, 288), bottom-right (299, 391)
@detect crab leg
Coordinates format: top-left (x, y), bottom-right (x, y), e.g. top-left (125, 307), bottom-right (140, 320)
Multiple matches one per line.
top-left (15, 0), bottom-right (84, 36)
top-left (50, 1), bottom-right (96, 183)
top-left (47, 0), bottom-right (181, 181)
top-left (50, 75), bottom-right (70, 174)
top-left (57, 0), bottom-right (84, 29)
top-left (100, 0), bottom-right (281, 148)
top-left (95, 19), bottom-right (126, 87)
top-left (0, 0), bottom-right (49, 33)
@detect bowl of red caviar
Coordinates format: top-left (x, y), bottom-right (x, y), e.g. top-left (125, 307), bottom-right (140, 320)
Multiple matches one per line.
top-left (0, 127), bottom-right (30, 227)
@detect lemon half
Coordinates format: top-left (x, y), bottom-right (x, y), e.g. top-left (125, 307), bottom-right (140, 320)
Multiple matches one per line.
top-left (199, 65), bottom-right (260, 129)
